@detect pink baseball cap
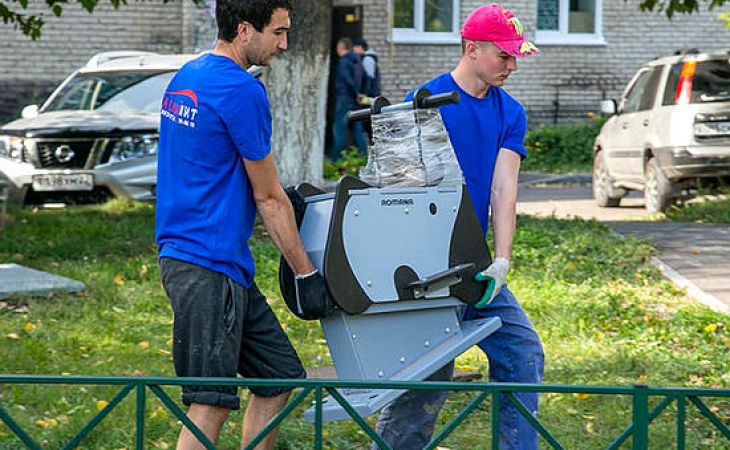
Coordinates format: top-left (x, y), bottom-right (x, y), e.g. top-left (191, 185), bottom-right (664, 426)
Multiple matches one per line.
top-left (461, 3), bottom-right (539, 57)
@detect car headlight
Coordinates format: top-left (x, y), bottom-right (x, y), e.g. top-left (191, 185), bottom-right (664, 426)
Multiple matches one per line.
top-left (0, 135), bottom-right (25, 162)
top-left (108, 134), bottom-right (158, 164)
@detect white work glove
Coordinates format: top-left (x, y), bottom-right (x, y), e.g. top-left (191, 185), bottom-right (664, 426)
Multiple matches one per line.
top-left (474, 257), bottom-right (510, 308)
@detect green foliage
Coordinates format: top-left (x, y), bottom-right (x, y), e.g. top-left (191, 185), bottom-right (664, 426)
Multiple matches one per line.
top-left (522, 116), bottom-right (606, 174)
top-left (721, 11), bottom-right (730, 26)
top-left (0, 0), bottom-right (203, 40)
top-left (323, 147), bottom-right (367, 180)
top-left (635, 0), bottom-right (728, 18)
top-left (0, 203), bottom-right (728, 448)
top-left (665, 192), bottom-right (730, 223)
top-left (2, 0), bottom-right (728, 40)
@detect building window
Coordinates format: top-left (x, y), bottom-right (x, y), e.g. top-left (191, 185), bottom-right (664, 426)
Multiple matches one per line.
top-left (392, 0), bottom-right (460, 44)
top-left (536, 0), bottom-right (605, 45)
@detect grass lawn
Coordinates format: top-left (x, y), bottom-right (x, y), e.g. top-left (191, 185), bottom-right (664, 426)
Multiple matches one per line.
top-left (664, 192), bottom-right (730, 224)
top-left (0, 200), bottom-right (728, 449)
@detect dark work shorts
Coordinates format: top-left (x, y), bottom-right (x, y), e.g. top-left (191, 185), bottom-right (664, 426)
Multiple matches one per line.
top-left (159, 257), bottom-right (306, 410)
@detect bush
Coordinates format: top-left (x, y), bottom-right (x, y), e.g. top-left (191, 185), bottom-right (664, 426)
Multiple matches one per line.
top-left (324, 147), bottom-right (367, 180)
top-left (522, 115), bottom-right (607, 174)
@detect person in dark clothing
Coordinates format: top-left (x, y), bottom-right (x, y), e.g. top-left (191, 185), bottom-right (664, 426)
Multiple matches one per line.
top-left (331, 37), bottom-right (368, 160)
top-left (353, 38), bottom-right (381, 99)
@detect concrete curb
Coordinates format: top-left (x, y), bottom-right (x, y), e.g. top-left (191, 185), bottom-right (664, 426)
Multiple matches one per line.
top-left (649, 256), bottom-right (730, 315)
top-left (518, 173), bottom-right (592, 188)
top-left (609, 230), bottom-right (729, 316)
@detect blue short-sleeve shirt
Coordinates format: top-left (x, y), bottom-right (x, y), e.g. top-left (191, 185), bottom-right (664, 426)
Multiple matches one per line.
top-left (155, 53), bottom-right (271, 287)
top-left (406, 73), bottom-right (528, 235)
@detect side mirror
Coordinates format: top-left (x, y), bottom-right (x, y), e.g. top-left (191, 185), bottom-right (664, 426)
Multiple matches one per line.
top-left (21, 104), bottom-right (39, 119)
top-left (600, 99), bottom-right (617, 115)
top-left (601, 99), bottom-right (618, 115)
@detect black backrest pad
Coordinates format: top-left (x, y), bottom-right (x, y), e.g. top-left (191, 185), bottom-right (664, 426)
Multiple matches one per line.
top-left (448, 187), bottom-right (492, 304)
top-left (322, 176), bottom-right (374, 314)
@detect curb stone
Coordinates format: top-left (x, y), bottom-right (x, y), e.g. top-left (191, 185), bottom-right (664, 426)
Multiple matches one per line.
top-left (518, 173), bottom-right (592, 188)
top-left (608, 229), bottom-right (729, 316)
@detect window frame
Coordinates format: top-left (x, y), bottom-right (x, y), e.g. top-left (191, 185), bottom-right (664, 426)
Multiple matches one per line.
top-left (535, 0), bottom-right (606, 46)
top-left (619, 66), bottom-right (663, 114)
top-left (391, 0), bottom-right (461, 44)
top-left (661, 63), bottom-right (682, 106)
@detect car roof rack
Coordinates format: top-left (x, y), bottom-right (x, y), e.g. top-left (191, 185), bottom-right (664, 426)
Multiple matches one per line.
top-left (673, 48), bottom-right (700, 55)
top-left (85, 51), bottom-right (159, 68)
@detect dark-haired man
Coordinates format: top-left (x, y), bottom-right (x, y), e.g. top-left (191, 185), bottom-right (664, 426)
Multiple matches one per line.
top-left (373, 4), bottom-right (544, 450)
top-left (156, 0), bottom-right (327, 448)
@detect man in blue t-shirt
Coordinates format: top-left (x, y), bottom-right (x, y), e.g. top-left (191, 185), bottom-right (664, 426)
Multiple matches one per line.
top-left (373, 4), bottom-right (544, 450)
top-left (155, 0), bottom-right (329, 448)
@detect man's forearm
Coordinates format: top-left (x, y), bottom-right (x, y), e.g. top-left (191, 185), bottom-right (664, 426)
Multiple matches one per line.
top-left (490, 191), bottom-right (516, 260)
top-left (490, 150), bottom-right (521, 260)
top-left (257, 195), bottom-right (316, 276)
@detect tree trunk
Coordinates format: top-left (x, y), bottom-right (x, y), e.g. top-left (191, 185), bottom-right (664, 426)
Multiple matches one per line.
top-left (267, 0), bottom-right (331, 187)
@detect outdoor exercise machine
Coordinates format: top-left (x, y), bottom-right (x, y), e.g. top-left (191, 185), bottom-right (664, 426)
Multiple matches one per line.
top-left (280, 90), bottom-right (502, 422)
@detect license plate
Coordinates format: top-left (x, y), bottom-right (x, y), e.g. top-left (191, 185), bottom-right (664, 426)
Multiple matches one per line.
top-left (32, 173), bottom-right (94, 192)
top-left (696, 121), bottom-right (730, 135)
top-left (717, 122), bottom-right (730, 133)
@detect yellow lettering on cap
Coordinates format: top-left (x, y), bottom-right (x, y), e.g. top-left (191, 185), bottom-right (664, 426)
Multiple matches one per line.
top-left (508, 17), bottom-right (524, 35)
top-left (519, 41), bottom-right (537, 54)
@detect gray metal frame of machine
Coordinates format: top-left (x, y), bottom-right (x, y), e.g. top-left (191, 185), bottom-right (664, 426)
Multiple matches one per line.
top-left (284, 91), bottom-right (502, 422)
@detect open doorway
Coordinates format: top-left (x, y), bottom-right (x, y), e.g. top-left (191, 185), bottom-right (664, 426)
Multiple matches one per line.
top-left (326, 5), bottom-right (363, 158)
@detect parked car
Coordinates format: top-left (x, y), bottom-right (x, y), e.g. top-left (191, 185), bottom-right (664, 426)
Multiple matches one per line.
top-left (593, 49), bottom-right (730, 212)
top-left (0, 51), bottom-right (264, 207)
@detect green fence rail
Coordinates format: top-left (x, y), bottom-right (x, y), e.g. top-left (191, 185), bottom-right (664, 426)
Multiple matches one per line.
top-left (0, 375), bottom-right (729, 449)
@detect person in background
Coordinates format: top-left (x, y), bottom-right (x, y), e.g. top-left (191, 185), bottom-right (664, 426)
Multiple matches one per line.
top-left (353, 37), bottom-right (381, 102)
top-left (331, 37), bottom-right (368, 159)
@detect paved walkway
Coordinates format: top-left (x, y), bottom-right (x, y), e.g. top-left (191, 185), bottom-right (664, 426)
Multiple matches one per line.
top-left (517, 173), bottom-right (730, 314)
top-left (610, 222), bottom-right (730, 314)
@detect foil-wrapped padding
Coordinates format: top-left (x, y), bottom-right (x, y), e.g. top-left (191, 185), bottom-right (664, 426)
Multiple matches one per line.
top-left (359, 107), bottom-right (463, 187)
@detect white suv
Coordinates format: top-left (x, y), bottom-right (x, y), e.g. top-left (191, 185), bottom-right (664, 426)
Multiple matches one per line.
top-left (0, 51), bottom-right (264, 208)
top-left (0, 51), bottom-right (198, 207)
top-left (593, 49), bottom-right (730, 212)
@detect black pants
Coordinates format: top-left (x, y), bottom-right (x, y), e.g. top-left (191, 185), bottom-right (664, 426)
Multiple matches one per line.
top-left (160, 257), bottom-right (306, 410)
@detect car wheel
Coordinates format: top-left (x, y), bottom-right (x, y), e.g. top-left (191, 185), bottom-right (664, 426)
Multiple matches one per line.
top-left (644, 157), bottom-right (675, 213)
top-left (593, 151), bottom-right (625, 207)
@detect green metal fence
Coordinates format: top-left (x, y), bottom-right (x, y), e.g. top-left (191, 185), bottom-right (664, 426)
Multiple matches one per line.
top-left (0, 375), bottom-right (728, 449)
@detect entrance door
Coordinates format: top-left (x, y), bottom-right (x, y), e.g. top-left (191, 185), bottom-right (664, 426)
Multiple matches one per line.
top-left (326, 6), bottom-right (363, 157)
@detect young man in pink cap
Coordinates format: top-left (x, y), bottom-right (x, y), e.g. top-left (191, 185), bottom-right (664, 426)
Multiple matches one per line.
top-left (372, 4), bottom-right (543, 449)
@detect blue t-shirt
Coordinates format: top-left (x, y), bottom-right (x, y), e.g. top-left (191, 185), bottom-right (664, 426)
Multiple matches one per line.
top-left (155, 53), bottom-right (272, 287)
top-left (406, 73), bottom-right (527, 235)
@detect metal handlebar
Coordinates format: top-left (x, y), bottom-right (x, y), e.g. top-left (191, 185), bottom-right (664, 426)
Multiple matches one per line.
top-left (347, 88), bottom-right (460, 123)
top-left (346, 108), bottom-right (374, 123)
top-left (414, 89), bottom-right (460, 109)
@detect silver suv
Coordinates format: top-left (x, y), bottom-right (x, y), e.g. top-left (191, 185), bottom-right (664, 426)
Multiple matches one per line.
top-left (593, 49), bottom-right (730, 212)
top-left (0, 51), bottom-right (195, 207)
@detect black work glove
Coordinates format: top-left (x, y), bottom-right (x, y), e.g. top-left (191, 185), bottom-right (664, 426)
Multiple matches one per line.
top-left (293, 271), bottom-right (336, 320)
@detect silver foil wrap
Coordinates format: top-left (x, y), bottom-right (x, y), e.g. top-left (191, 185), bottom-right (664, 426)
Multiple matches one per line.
top-left (359, 107), bottom-right (463, 187)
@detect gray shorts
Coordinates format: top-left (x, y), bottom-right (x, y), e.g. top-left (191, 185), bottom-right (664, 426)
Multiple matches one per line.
top-left (159, 257), bottom-right (306, 410)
